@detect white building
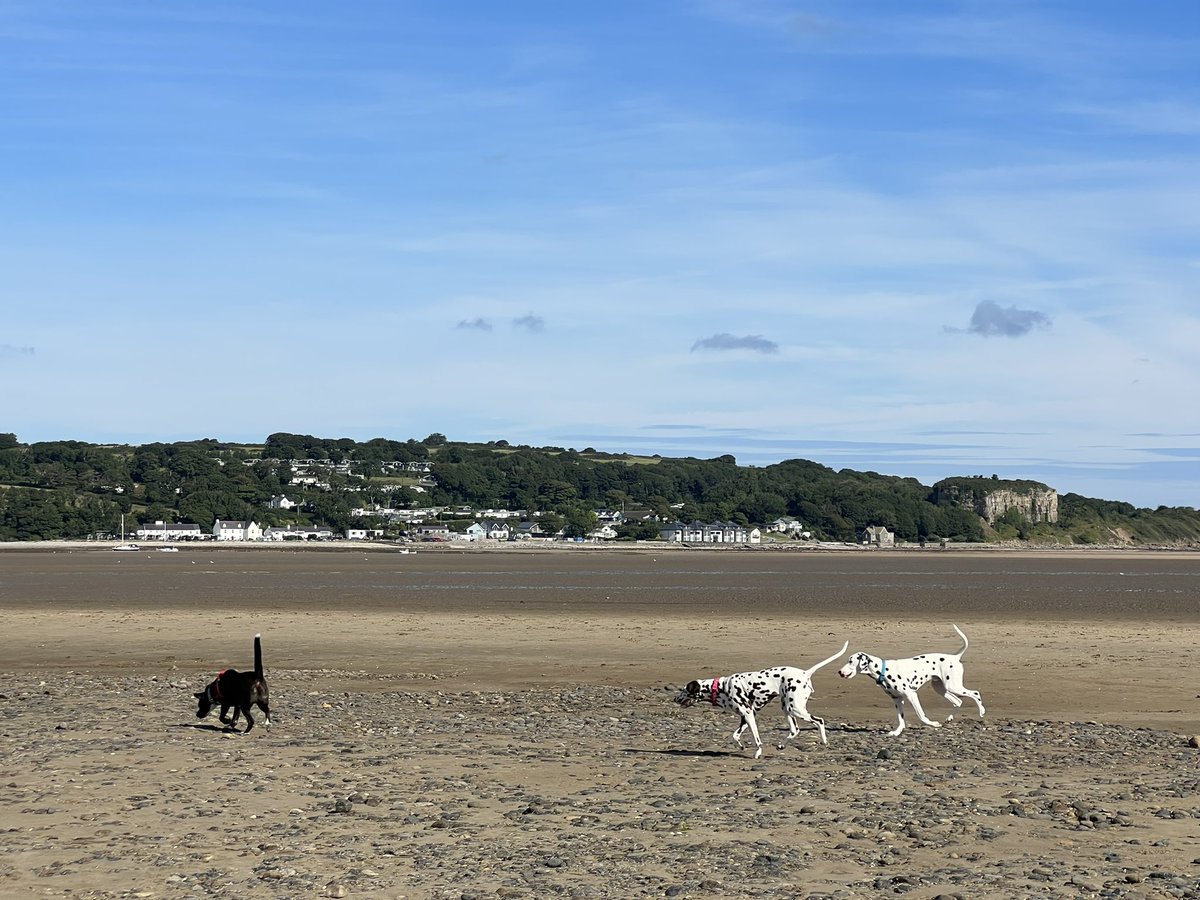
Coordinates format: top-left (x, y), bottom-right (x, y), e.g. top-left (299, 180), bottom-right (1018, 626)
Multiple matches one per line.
top-left (135, 521), bottom-right (204, 541)
top-left (213, 519), bottom-right (264, 542)
top-left (263, 524), bottom-right (335, 541)
top-left (465, 520), bottom-right (511, 541)
top-left (861, 525), bottom-right (895, 547)
top-left (768, 516), bottom-right (804, 534)
top-left (658, 521), bottom-right (762, 544)
top-left (268, 495), bottom-right (298, 510)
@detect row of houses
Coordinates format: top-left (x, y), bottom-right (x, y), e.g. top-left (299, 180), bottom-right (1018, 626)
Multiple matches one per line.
top-left (414, 520), bottom-right (621, 542)
top-left (136, 516), bottom-right (893, 546)
top-left (136, 519), bottom-right (346, 542)
top-left (658, 522), bottom-right (762, 544)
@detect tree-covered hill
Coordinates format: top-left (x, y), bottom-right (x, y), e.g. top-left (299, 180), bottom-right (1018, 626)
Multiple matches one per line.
top-left (1, 431), bottom-right (1198, 546)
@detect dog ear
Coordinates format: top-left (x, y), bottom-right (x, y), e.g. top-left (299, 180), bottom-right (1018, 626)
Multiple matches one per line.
top-left (194, 691), bottom-right (205, 700)
top-left (685, 680), bottom-right (701, 693)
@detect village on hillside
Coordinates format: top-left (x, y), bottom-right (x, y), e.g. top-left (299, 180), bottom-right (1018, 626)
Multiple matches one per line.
top-left (128, 506), bottom-right (853, 546)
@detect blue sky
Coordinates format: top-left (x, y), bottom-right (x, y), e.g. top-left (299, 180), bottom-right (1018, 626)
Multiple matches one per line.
top-left (3, 1), bottom-right (1199, 508)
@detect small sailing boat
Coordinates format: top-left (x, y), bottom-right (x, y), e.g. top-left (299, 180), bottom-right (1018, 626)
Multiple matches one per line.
top-left (112, 514), bottom-right (140, 551)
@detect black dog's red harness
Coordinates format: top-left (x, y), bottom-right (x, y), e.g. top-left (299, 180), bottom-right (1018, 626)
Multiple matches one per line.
top-left (210, 670), bottom-right (228, 702)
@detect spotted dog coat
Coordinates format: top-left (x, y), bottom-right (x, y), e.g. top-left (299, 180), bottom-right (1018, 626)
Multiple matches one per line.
top-left (838, 624), bottom-right (984, 736)
top-left (674, 641), bottom-right (848, 758)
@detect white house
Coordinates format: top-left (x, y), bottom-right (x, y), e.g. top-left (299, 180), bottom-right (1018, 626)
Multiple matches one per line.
top-left (417, 522), bottom-right (452, 540)
top-left (464, 521), bottom-right (510, 541)
top-left (482, 520), bottom-right (511, 540)
top-left (588, 523), bottom-right (619, 541)
top-left (135, 521), bottom-right (204, 541)
top-left (263, 524), bottom-right (335, 541)
top-left (511, 521), bottom-right (547, 540)
top-left (862, 525), bottom-right (895, 547)
top-left (268, 494), bottom-right (298, 510)
top-left (213, 519), bottom-right (264, 542)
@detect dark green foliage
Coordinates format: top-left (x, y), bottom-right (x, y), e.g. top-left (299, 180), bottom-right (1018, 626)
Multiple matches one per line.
top-left (0, 433), bottom-right (1195, 544)
top-left (1059, 493), bottom-right (1200, 545)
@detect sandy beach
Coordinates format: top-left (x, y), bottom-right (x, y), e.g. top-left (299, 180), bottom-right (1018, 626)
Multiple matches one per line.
top-left (1, 545), bottom-right (1198, 898)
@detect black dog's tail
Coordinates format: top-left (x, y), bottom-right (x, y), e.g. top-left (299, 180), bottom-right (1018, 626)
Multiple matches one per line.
top-left (254, 633), bottom-right (264, 678)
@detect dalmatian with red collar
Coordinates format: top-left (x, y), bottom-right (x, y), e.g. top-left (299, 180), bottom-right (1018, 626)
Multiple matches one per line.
top-left (838, 624), bottom-right (985, 736)
top-left (674, 641), bottom-right (848, 757)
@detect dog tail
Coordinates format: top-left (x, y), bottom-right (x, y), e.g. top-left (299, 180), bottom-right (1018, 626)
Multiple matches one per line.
top-left (805, 640), bottom-right (849, 678)
top-left (953, 624), bottom-right (969, 656)
top-left (254, 633), bottom-right (264, 678)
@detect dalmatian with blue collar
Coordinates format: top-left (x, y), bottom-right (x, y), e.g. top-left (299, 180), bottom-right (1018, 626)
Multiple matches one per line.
top-left (674, 641), bottom-right (848, 757)
top-left (838, 624), bottom-right (985, 736)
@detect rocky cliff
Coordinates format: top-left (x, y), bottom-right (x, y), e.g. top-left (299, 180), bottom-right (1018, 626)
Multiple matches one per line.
top-left (933, 478), bottom-right (1059, 525)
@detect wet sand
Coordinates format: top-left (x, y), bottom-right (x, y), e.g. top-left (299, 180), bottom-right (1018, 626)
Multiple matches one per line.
top-left (1, 546), bottom-right (1198, 898)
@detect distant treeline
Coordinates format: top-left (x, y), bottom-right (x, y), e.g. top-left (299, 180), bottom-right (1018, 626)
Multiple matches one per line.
top-left (1, 431), bottom-right (1198, 545)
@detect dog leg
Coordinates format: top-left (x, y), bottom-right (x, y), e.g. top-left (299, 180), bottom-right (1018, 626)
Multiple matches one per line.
top-left (784, 708), bottom-right (828, 745)
top-left (743, 712), bottom-right (764, 759)
top-left (778, 715), bottom-right (799, 751)
top-left (931, 677), bottom-right (962, 705)
top-left (905, 690), bottom-right (942, 729)
top-left (967, 690), bottom-right (985, 717)
top-left (888, 696), bottom-right (907, 736)
top-left (931, 678), bottom-right (963, 721)
top-left (241, 707), bottom-right (255, 734)
top-left (809, 712), bottom-right (828, 745)
top-left (732, 717), bottom-right (749, 751)
top-left (945, 679), bottom-right (985, 716)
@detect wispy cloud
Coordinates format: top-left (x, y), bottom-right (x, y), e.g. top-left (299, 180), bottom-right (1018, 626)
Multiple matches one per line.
top-left (947, 301), bottom-right (1052, 338)
top-left (691, 333), bottom-right (779, 354)
top-left (0, 344), bottom-right (36, 359)
top-left (513, 314), bottom-right (545, 333)
top-left (456, 317), bottom-right (493, 331)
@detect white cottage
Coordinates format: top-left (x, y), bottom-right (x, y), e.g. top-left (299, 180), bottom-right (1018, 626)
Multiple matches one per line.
top-left (213, 519), bottom-right (264, 542)
top-left (862, 525), bottom-right (895, 547)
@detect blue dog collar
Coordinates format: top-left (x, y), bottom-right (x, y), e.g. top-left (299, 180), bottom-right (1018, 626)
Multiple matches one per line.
top-left (876, 660), bottom-right (887, 686)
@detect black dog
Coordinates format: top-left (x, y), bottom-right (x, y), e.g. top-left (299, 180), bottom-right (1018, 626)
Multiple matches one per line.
top-left (194, 633), bottom-right (271, 733)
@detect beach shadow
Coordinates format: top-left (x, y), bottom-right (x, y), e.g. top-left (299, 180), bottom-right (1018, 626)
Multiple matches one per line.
top-left (620, 747), bottom-right (742, 758)
top-left (172, 722), bottom-right (244, 733)
top-left (828, 725), bottom-right (881, 734)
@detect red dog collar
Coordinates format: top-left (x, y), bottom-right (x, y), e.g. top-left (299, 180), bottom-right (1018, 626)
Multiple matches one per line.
top-left (710, 677), bottom-right (721, 705)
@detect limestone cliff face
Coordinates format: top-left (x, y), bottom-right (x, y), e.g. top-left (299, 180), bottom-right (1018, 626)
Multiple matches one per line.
top-left (933, 479), bottom-right (1059, 525)
top-left (978, 487), bottom-right (1058, 524)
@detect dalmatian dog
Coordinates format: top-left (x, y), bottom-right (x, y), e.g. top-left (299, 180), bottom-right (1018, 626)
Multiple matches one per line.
top-left (674, 641), bottom-right (848, 758)
top-left (838, 624), bottom-right (984, 736)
